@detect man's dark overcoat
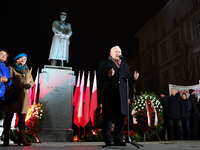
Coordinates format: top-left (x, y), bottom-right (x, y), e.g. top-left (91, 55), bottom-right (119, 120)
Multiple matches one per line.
top-left (189, 94), bottom-right (200, 119)
top-left (97, 59), bottom-right (135, 116)
top-left (166, 94), bottom-right (184, 120)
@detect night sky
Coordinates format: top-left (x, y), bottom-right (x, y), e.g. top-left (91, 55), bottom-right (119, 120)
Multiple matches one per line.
top-left (0, 0), bottom-right (169, 78)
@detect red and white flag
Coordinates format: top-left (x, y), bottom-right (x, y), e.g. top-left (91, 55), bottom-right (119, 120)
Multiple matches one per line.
top-left (31, 68), bottom-right (39, 104)
top-left (73, 72), bottom-right (80, 106)
top-left (73, 72), bottom-right (81, 127)
top-left (90, 70), bottom-right (98, 127)
top-left (83, 71), bottom-right (90, 127)
top-left (78, 71), bottom-right (85, 127)
top-left (28, 67), bottom-right (33, 106)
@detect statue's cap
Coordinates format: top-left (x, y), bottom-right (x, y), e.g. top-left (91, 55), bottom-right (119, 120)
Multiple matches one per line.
top-left (60, 12), bottom-right (67, 16)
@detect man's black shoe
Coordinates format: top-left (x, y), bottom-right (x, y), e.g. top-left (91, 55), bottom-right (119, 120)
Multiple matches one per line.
top-left (105, 142), bottom-right (113, 146)
top-left (114, 142), bottom-right (127, 146)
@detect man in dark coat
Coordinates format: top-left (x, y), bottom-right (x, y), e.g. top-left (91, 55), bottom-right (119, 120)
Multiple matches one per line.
top-left (159, 90), bottom-right (168, 140)
top-left (189, 89), bottom-right (200, 140)
top-left (166, 88), bottom-right (184, 140)
top-left (97, 46), bottom-right (139, 146)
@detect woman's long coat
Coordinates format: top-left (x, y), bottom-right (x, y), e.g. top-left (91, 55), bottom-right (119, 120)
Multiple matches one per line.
top-left (97, 59), bottom-right (136, 116)
top-left (3, 66), bottom-right (34, 114)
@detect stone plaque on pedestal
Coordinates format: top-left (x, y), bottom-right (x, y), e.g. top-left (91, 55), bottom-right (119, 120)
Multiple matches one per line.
top-left (38, 65), bottom-right (75, 142)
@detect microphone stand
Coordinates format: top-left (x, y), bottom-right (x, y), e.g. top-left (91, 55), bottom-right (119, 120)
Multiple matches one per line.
top-left (121, 59), bottom-right (144, 149)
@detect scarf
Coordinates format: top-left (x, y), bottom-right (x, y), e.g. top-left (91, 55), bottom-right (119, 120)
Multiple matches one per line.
top-left (12, 63), bottom-right (28, 74)
top-left (108, 55), bottom-right (121, 68)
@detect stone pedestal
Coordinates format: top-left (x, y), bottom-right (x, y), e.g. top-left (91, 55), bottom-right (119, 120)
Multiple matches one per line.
top-left (38, 65), bottom-right (75, 142)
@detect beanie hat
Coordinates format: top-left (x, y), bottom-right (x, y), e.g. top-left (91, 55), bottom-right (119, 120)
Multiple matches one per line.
top-left (14, 53), bottom-right (27, 61)
top-left (189, 89), bottom-right (194, 94)
top-left (160, 90), bottom-right (166, 95)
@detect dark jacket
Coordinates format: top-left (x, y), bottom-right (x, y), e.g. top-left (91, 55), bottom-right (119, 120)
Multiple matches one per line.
top-left (182, 99), bottom-right (192, 118)
top-left (189, 94), bottom-right (200, 119)
top-left (97, 59), bottom-right (136, 116)
top-left (166, 93), bottom-right (184, 120)
top-left (160, 95), bottom-right (168, 116)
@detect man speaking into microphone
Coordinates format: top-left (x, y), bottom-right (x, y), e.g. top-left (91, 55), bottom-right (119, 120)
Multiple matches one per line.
top-left (97, 46), bottom-right (139, 146)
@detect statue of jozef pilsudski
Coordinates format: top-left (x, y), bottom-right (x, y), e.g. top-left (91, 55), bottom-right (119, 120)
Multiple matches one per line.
top-left (49, 12), bottom-right (72, 67)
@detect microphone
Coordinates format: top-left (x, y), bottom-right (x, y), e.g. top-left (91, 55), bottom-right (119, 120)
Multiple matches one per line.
top-left (119, 55), bottom-right (124, 60)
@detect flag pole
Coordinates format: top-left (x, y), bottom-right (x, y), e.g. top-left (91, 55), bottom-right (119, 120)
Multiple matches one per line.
top-left (36, 68), bottom-right (39, 104)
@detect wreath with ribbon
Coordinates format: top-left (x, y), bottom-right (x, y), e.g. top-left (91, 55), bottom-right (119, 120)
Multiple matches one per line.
top-left (133, 92), bottom-right (164, 137)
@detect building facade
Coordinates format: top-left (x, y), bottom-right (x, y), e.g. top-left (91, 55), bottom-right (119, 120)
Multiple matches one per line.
top-left (132, 0), bottom-right (200, 95)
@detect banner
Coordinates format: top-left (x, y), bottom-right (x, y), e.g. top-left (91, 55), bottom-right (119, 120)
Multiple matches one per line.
top-left (169, 84), bottom-right (200, 99)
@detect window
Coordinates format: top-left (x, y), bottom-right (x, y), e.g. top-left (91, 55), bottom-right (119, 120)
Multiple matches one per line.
top-left (161, 27), bottom-right (165, 36)
top-left (195, 19), bottom-right (200, 38)
top-left (173, 37), bottom-right (180, 53)
top-left (145, 53), bottom-right (152, 71)
top-left (146, 40), bottom-right (149, 48)
top-left (173, 17), bottom-right (177, 27)
top-left (162, 71), bottom-right (169, 92)
top-left (193, 0), bottom-right (200, 5)
top-left (161, 46), bottom-right (167, 61)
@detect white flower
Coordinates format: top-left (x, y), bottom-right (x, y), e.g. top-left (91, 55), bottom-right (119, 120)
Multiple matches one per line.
top-left (143, 103), bottom-right (145, 106)
top-left (142, 107), bottom-right (144, 109)
top-left (139, 104), bottom-right (141, 106)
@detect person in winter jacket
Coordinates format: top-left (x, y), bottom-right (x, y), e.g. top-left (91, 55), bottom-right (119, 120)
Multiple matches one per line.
top-left (3, 53), bottom-right (34, 146)
top-left (98, 46), bottom-right (139, 146)
top-left (166, 88), bottom-right (184, 140)
top-left (189, 89), bottom-right (200, 140)
top-left (0, 49), bottom-right (12, 111)
top-left (181, 93), bottom-right (192, 140)
top-left (159, 90), bottom-right (168, 140)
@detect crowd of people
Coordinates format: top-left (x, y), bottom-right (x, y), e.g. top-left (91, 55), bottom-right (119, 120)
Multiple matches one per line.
top-left (160, 88), bottom-right (200, 140)
top-left (0, 48), bottom-right (34, 146)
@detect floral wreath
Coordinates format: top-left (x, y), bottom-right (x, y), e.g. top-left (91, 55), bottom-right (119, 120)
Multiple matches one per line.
top-left (133, 92), bottom-right (164, 137)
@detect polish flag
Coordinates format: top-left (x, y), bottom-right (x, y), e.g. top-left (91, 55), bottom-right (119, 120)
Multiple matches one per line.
top-left (90, 71), bottom-right (98, 127)
top-left (31, 68), bottom-right (39, 104)
top-left (73, 72), bottom-right (80, 106)
top-left (73, 72), bottom-right (81, 127)
top-left (28, 67), bottom-right (32, 106)
top-left (82, 71), bottom-right (90, 127)
top-left (77, 71), bottom-right (85, 127)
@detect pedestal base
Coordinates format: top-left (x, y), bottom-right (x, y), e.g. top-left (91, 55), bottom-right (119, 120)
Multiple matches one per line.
top-left (39, 129), bottom-right (74, 142)
top-left (39, 65), bottom-right (75, 142)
